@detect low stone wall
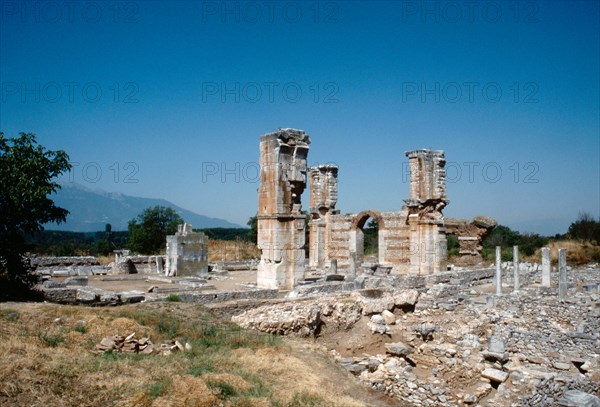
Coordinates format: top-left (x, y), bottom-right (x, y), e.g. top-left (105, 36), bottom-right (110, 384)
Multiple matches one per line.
top-left (42, 286), bottom-right (145, 305)
top-left (294, 282), bottom-right (356, 297)
top-left (175, 289), bottom-right (278, 304)
top-left (295, 268), bottom-right (503, 297)
top-left (30, 256), bottom-right (99, 268)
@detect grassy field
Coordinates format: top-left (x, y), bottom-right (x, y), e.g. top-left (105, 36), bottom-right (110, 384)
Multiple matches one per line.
top-left (0, 302), bottom-right (386, 407)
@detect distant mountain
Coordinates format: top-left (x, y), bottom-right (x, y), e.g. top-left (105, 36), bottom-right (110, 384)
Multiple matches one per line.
top-left (44, 183), bottom-right (244, 232)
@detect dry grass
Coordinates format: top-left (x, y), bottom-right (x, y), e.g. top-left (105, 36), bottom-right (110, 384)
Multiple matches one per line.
top-left (209, 240), bottom-right (259, 262)
top-left (0, 302), bottom-right (379, 407)
top-left (528, 240), bottom-right (600, 264)
top-left (96, 255), bottom-right (115, 265)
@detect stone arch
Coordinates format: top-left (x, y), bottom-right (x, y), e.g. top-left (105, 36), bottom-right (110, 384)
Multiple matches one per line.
top-left (350, 210), bottom-right (384, 264)
top-left (352, 210), bottom-right (384, 230)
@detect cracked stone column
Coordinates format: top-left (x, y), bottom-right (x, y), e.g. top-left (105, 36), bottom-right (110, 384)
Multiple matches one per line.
top-left (513, 245), bottom-right (520, 292)
top-left (558, 248), bottom-right (567, 300)
top-left (541, 247), bottom-right (551, 287)
top-left (495, 246), bottom-right (502, 295)
top-left (257, 129), bottom-right (310, 290)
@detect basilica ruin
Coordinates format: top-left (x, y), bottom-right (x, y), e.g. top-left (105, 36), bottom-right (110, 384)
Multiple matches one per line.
top-left (256, 128), bottom-right (497, 289)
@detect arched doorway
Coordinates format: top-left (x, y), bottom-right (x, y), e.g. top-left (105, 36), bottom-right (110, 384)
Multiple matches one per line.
top-left (351, 210), bottom-right (384, 265)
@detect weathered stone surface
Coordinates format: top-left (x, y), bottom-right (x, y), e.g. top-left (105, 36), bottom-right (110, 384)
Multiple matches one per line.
top-left (64, 276), bottom-right (88, 286)
top-left (112, 259), bottom-right (136, 275)
top-left (42, 280), bottom-right (66, 288)
top-left (381, 309), bottom-right (395, 325)
top-left (368, 314), bottom-right (390, 334)
top-left (393, 289), bottom-right (420, 307)
top-left (558, 390), bottom-right (600, 407)
top-left (385, 342), bottom-right (413, 357)
top-left (352, 290), bottom-right (395, 315)
top-left (232, 297), bottom-right (361, 336)
top-left (481, 368), bottom-right (508, 383)
top-left (119, 291), bottom-right (145, 303)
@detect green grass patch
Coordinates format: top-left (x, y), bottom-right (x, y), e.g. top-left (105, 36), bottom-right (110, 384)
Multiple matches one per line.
top-left (0, 309), bottom-right (20, 321)
top-left (145, 377), bottom-right (172, 399)
top-left (287, 391), bottom-right (327, 406)
top-left (206, 379), bottom-right (237, 399)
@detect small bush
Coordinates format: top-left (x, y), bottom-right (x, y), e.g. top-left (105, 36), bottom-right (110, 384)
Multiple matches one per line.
top-left (165, 294), bottom-right (182, 302)
top-left (73, 323), bottom-right (87, 334)
top-left (39, 332), bottom-right (65, 348)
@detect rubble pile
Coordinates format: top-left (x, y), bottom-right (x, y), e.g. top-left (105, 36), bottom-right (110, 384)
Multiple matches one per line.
top-left (232, 267), bottom-right (600, 406)
top-left (96, 333), bottom-right (191, 356)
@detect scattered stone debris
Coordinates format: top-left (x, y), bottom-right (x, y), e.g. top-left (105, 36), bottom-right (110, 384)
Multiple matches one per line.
top-left (96, 333), bottom-right (191, 356)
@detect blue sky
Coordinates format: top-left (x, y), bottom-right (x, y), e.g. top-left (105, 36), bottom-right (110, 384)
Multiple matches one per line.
top-left (1, 0), bottom-right (598, 235)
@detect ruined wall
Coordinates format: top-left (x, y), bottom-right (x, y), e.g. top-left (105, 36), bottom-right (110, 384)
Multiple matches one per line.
top-left (257, 129), bottom-right (310, 289)
top-left (165, 224), bottom-right (208, 276)
top-left (379, 210), bottom-right (411, 273)
top-left (308, 165), bottom-right (339, 269)
top-left (445, 216), bottom-right (497, 266)
top-left (309, 149), bottom-right (452, 276)
top-left (404, 150), bottom-right (449, 275)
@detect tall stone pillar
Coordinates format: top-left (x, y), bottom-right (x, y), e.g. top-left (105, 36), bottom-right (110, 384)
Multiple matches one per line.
top-left (257, 129), bottom-right (310, 290)
top-left (308, 165), bottom-right (338, 270)
top-left (513, 245), bottom-right (520, 292)
top-left (405, 150), bottom-right (449, 275)
top-left (495, 246), bottom-right (502, 295)
top-left (558, 248), bottom-right (567, 300)
top-left (541, 247), bottom-right (551, 287)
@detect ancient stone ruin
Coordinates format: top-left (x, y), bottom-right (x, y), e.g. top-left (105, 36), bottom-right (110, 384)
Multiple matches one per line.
top-left (257, 129), bottom-right (496, 289)
top-left (256, 129), bottom-right (310, 289)
top-left (165, 223), bottom-right (208, 276)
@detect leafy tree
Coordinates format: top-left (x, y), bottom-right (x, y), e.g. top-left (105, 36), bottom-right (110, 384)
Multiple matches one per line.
top-left (568, 212), bottom-right (600, 243)
top-left (127, 206), bottom-right (183, 254)
top-left (363, 218), bottom-right (379, 256)
top-left (247, 215), bottom-right (257, 243)
top-left (0, 132), bottom-right (71, 298)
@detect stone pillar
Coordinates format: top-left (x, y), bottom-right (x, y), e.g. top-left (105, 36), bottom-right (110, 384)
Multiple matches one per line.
top-left (257, 129), bottom-right (310, 290)
top-left (541, 247), bottom-right (551, 287)
top-left (329, 259), bottom-right (337, 275)
top-left (349, 251), bottom-right (357, 277)
top-left (495, 246), bottom-right (502, 295)
top-left (513, 245), bottom-right (520, 292)
top-left (558, 248), bottom-right (567, 300)
top-left (308, 165), bottom-right (338, 269)
top-left (405, 150), bottom-right (449, 275)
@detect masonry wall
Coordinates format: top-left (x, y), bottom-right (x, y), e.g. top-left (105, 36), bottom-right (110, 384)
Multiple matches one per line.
top-left (257, 129), bottom-right (310, 290)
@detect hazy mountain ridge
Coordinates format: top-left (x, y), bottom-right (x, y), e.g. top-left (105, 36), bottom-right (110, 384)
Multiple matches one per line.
top-left (45, 183), bottom-right (243, 232)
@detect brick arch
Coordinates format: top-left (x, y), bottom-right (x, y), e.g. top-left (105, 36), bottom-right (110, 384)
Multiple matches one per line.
top-left (352, 210), bottom-right (384, 230)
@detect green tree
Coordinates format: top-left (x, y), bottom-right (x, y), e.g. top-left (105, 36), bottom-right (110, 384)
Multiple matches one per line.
top-left (127, 206), bottom-right (183, 254)
top-left (247, 215), bottom-right (257, 243)
top-left (0, 132), bottom-right (71, 298)
top-left (568, 212), bottom-right (600, 243)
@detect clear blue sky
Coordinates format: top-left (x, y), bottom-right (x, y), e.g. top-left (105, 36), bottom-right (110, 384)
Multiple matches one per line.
top-left (1, 0), bottom-right (598, 235)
